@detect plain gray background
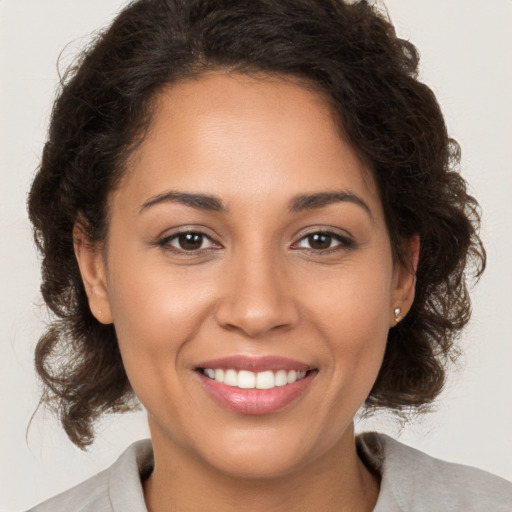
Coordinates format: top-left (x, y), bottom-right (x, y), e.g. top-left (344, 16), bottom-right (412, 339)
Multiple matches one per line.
top-left (1, 1), bottom-right (511, 510)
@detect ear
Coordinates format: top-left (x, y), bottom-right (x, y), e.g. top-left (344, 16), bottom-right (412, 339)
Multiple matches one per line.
top-left (390, 235), bottom-right (420, 326)
top-left (73, 221), bottom-right (113, 324)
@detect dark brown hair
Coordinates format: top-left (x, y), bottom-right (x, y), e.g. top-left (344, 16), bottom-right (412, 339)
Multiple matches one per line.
top-left (28, 0), bottom-right (485, 448)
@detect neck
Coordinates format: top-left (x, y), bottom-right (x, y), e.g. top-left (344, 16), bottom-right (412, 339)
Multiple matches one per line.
top-left (143, 423), bottom-right (379, 512)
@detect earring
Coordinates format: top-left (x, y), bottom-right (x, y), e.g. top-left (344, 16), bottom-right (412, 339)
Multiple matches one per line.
top-left (393, 307), bottom-right (402, 323)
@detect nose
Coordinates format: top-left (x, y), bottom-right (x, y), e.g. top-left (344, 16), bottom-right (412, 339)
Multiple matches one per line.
top-left (214, 252), bottom-right (300, 338)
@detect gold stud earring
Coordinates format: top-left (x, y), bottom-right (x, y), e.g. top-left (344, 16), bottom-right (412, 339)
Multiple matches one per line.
top-left (393, 307), bottom-right (402, 323)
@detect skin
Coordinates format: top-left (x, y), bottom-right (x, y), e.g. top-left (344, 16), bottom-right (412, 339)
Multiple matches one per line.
top-left (75, 72), bottom-right (418, 512)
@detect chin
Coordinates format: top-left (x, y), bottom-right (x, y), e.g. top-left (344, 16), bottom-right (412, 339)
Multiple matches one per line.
top-left (205, 446), bottom-right (311, 480)
top-left (188, 419), bottom-right (345, 481)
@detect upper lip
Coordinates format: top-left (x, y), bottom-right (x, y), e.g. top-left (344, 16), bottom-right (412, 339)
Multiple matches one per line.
top-left (195, 355), bottom-right (314, 373)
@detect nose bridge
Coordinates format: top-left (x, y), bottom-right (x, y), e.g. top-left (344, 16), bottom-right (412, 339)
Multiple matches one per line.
top-left (214, 241), bottom-right (299, 337)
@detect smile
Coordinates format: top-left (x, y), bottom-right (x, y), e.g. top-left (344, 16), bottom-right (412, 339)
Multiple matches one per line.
top-left (199, 368), bottom-right (308, 389)
top-left (195, 356), bottom-right (317, 415)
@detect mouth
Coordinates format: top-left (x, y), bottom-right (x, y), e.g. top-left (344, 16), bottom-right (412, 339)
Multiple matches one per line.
top-left (198, 367), bottom-right (310, 389)
top-left (195, 356), bottom-right (318, 415)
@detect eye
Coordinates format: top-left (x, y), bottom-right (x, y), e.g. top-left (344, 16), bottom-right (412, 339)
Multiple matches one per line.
top-left (294, 231), bottom-right (353, 251)
top-left (159, 231), bottom-right (218, 252)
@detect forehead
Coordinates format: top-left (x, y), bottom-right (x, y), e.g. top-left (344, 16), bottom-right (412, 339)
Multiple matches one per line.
top-left (118, 72), bottom-right (381, 216)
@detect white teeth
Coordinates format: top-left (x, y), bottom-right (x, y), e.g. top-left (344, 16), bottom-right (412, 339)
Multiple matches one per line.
top-left (287, 370), bottom-right (297, 384)
top-left (202, 368), bottom-right (309, 389)
top-left (224, 369), bottom-right (238, 386)
top-left (274, 370), bottom-right (288, 387)
top-left (238, 370), bottom-right (256, 388)
top-left (256, 370), bottom-right (274, 389)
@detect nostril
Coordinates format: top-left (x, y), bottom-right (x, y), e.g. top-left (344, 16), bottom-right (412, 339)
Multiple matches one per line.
top-left (214, 295), bottom-right (300, 338)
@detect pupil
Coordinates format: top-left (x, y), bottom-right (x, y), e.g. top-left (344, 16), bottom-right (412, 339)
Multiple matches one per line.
top-left (309, 233), bottom-right (331, 249)
top-left (179, 233), bottom-right (203, 250)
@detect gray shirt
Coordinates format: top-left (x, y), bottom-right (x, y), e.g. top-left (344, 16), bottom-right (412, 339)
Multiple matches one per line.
top-left (27, 433), bottom-right (512, 511)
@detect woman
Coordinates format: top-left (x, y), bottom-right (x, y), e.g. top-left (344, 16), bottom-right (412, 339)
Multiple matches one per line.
top-left (19, 0), bottom-right (512, 510)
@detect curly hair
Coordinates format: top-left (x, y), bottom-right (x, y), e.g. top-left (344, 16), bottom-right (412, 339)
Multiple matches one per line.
top-left (28, 0), bottom-right (485, 448)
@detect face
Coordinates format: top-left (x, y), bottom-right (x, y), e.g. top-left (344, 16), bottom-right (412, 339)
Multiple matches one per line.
top-left (77, 72), bottom-right (416, 479)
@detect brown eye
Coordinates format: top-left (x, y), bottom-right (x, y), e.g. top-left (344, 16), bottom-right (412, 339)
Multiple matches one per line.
top-left (307, 233), bottom-right (333, 250)
top-left (294, 231), bottom-right (353, 252)
top-left (177, 232), bottom-right (205, 251)
top-left (159, 231), bottom-right (217, 252)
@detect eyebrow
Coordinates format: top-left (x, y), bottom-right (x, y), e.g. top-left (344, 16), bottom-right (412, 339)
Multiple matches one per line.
top-left (139, 191), bottom-right (228, 214)
top-left (139, 189), bottom-right (373, 219)
top-left (289, 191), bottom-right (374, 220)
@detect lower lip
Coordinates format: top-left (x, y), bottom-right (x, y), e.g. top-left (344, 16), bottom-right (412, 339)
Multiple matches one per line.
top-left (198, 372), bottom-right (316, 415)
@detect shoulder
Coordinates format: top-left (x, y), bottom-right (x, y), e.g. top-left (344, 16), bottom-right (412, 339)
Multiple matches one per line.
top-left (357, 432), bottom-right (512, 512)
top-left (26, 439), bottom-right (153, 512)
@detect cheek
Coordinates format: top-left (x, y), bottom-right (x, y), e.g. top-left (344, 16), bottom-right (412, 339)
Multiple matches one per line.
top-left (308, 257), bottom-right (394, 338)
top-left (305, 258), bottom-right (393, 386)
top-left (111, 278), bottom-right (211, 343)
top-left (105, 254), bottom-right (215, 382)
top-left (106, 270), bottom-right (217, 428)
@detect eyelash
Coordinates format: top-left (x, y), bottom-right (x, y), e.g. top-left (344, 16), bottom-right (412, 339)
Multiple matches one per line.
top-left (292, 231), bottom-right (354, 253)
top-left (157, 230), bottom-right (220, 253)
top-left (156, 229), bottom-right (354, 255)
